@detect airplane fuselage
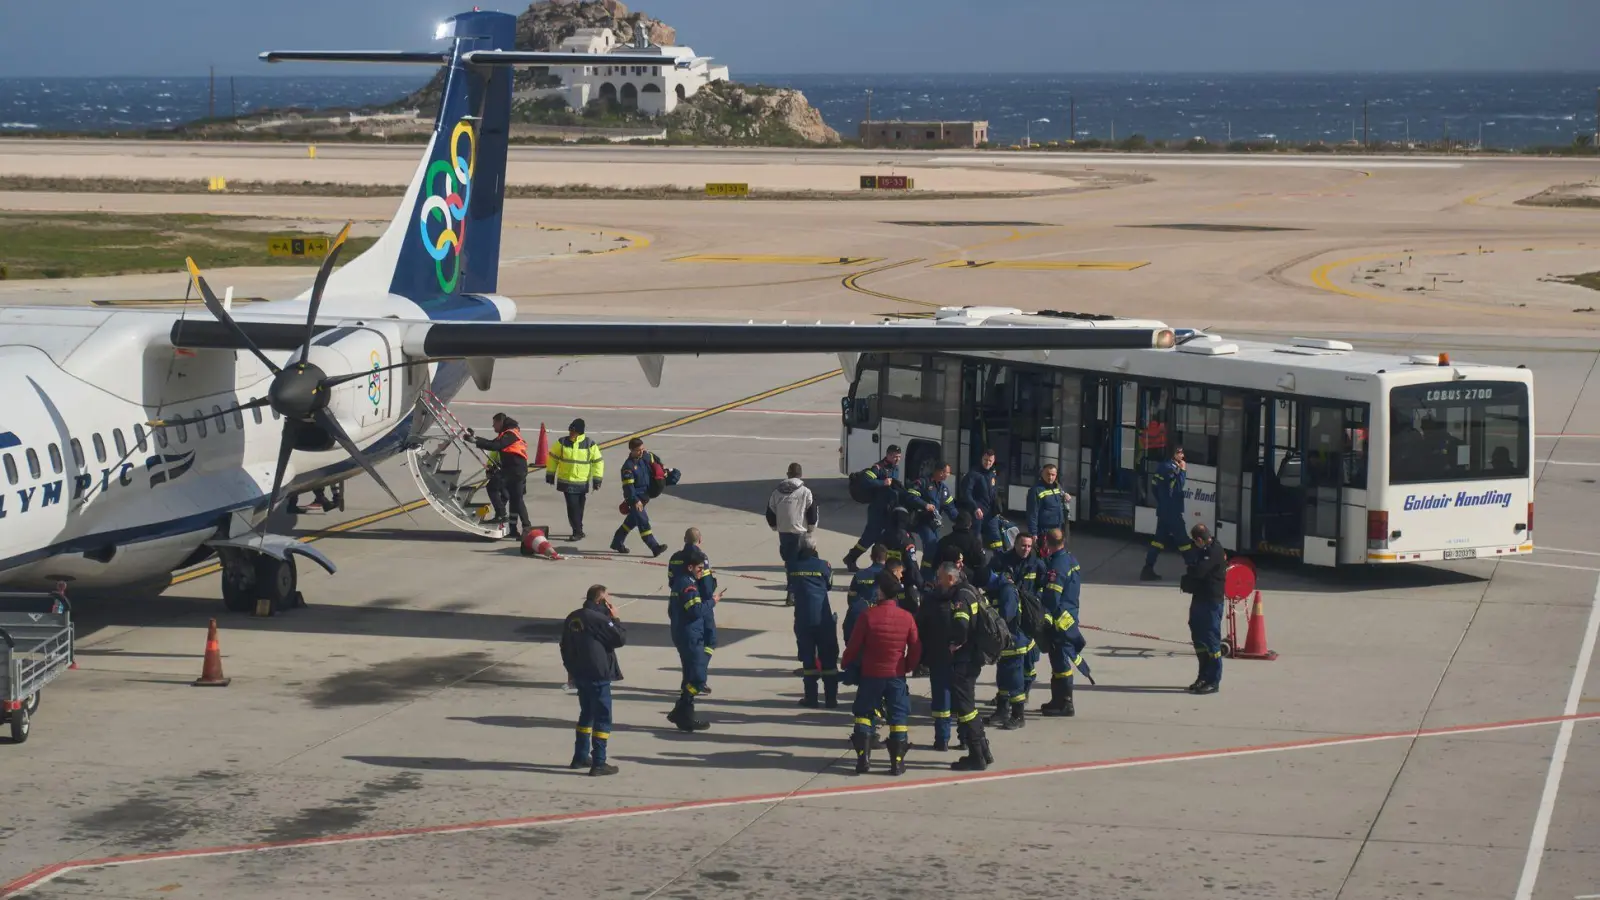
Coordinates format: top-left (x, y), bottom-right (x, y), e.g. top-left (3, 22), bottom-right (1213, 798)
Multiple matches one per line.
top-left (0, 293), bottom-right (512, 592)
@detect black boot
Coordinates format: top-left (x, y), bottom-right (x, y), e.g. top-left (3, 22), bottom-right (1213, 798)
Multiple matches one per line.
top-left (932, 724), bottom-right (950, 752)
top-left (950, 723), bottom-right (988, 771)
top-left (851, 731), bottom-right (871, 774)
top-left (999, 700), bottom-right (1026, 730)
top-left (887, 734), bottom-right (908, 776)
top-left (667, 694), bottom-right (708, 732)
top-left (823, 677), bottom-right (840, 709)
top-left (1041, 679), bottom-right (1069, 716)
top-left (799, 676), bottom-right (821, 708)
top-left (843, 548), bottom-right (862, 573)
top-left (974, 720), bottom-right (994, 765)
top-left (1061, 678), bottom-right (1075, 717)
top-left (983, 694), bottom-right (1010, 727)
top-left (1140, 565), bottom-right (1160, 581)
top-left (609, 528), bottom-right (631, 553)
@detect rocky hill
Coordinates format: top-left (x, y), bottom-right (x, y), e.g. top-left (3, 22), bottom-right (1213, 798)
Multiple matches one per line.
top-left (400, 0), bottom-right (838, 145)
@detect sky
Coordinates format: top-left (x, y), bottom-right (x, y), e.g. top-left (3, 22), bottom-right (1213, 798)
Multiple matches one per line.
top-left (1, 0), bottom-right (1598, 78)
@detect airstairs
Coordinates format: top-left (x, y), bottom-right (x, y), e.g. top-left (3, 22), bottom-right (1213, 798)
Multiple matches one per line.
top-left (405, 389), bottom-right (511, 540)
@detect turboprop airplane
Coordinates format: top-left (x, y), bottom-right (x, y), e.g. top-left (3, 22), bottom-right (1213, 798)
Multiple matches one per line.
top-left (0, 9), bottom-right (1175, 614)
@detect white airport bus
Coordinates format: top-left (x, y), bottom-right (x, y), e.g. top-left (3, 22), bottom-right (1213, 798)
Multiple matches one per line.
top-left (838, 307), bottom-right (1534, 566)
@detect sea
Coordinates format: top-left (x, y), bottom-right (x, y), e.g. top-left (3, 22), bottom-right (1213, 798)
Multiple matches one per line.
top-left (2, 72), bottom-right (1597, 149)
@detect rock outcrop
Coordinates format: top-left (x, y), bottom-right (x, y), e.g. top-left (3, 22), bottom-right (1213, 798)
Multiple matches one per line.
top-left (665, 82), bottom-right (839, 146)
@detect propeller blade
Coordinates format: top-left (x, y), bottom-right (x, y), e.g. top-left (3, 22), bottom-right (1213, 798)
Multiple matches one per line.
top-left (186, 258), bottom-right (282, 376)
top-left (263, 422), bottom-right (297, 526)
top-left (303, 222), bottom-right (353, 357)
top-left (313, 407), bottom-right (405, 512)
top-left (147, 397), bottom-right (271, 430)
top-left (320, 357), bottom-right (452, 389)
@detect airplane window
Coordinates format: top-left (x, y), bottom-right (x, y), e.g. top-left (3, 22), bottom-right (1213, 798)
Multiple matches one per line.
top-left (113, 429), bottom-right (128, 459)
top-left (134, 424), bottom-right (147, 451)
top-left (251, 403), bottom-right (263, 425)
top-left (177, 422), bottom-right (188, 443)
top-left (233, 407), bottom-right (245, 430)
top-left (214, 405), bottom-right (227, 434)
top-left (155, 427), bottom-right (168, 449)
top-left (26, 448), bottom-right (40, 479)
top-left (48, 443), bottom-right (63, 474)
top-left (92, 433), bottom-right (106, 463)
top-left (194, 412), bottom-right (207, 439)
top-left (70, 439), bottom-right (84, 469)
top-left (3, 454), bottom-right (15, 485)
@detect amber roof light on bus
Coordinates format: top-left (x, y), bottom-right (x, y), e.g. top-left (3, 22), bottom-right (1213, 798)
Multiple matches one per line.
top-left (1154, 329), bottom-right (1177, 349)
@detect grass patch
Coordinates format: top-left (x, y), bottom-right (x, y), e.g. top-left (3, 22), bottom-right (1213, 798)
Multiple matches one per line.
top-left (0, 211), bottom-right (376, 280)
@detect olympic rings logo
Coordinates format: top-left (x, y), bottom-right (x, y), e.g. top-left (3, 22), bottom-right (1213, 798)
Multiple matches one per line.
top-left (367, 349), bottom-right (383, 411)
top-left (417, 119), bottom-right (477, 293)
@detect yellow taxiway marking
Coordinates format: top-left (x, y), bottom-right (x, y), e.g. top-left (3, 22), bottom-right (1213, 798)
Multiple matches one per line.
top-left (168, 370), bottom-right (841, 587)
top-left (840, 258), bottom-right (937, 308)
top-left (1306, 244), bottom-right (1595, 324)
top-left (672, 253), bottom-right (885, 266)
top-left (929, 259), bottom-right (1149, 271)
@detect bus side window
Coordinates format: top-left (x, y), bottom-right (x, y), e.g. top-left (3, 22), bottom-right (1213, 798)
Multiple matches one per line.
top-left (1343, 405), bottom-right (1369, 489)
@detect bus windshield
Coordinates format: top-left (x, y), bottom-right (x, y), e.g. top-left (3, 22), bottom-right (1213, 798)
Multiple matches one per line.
top-left (1389, 381), bottom-right (1529, 485)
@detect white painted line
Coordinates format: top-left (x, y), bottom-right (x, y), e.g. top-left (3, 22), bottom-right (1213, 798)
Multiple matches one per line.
top-left (1514, 574), bottom-right (1600, 900)
top-left (1501, 559), bottom-right (1600, 573)
top-left (927, 154), bottom-right (1463, 170)
top-left (1537, 459), bottom-right (1600, 467)
top-left (1541, 547), bottom-right (1600, 559)
top-left (591, 431), bottom-right (837, 442)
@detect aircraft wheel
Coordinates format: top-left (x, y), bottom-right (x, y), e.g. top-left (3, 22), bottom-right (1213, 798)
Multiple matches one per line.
top-left (257, 555), bottom-right (298, 613)
top-left (219, 550), bottom-right (258, 614)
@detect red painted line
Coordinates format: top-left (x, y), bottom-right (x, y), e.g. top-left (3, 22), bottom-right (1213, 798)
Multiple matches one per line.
top-left (453, 400), bottom-right (835, 417)
top-left (5, 711), bottom-right (1598, 897)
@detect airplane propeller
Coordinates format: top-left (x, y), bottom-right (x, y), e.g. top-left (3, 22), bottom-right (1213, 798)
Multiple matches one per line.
top-left (153, 222), bottom-right (419, 525)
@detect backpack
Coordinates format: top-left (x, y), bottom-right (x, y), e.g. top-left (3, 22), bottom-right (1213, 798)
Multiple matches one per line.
top-left (959, 584), bottom-right (1012, 665)
top-left (645, 453), bottom-right (680, 499)
top-left (1017, 583), bottom-right (1049, 643)
top-left (848, 469), bottom-right (877, 504)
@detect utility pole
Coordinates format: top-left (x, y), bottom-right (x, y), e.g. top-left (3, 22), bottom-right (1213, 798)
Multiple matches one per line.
top-left (1362, 97), bottom-right (1369, 149)
top-left (1068, 93), bottom-right (1075, 144)
top-left (1594, 86), bottom-right (1599, 149)
top-left (229, 76), bottom-right (236, 119)
top-left (208, 65), bottom-right (215, 119)
top-left (864, 88), bottom-right (872, 149)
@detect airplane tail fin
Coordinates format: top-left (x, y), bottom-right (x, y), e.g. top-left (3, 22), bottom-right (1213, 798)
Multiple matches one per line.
top-left (262, 12), bottom-right (673, 313)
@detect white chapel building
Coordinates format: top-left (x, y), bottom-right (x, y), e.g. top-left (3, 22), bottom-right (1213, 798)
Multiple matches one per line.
top-left (554, 27), bottom-right (730, 116)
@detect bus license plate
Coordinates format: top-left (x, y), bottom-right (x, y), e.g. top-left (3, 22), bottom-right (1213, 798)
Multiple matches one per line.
top-left (1444, 548), bottom-right (1477, 560)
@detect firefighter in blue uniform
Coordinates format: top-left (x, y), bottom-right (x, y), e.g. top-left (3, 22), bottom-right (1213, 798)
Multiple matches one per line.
top-left (843, 445), bottom-right (904, 572)
top-left (984, 570), bottom-right (1034, 731)
top-left (880, 506), bottom-right (922, 595)
top-left (997, 532), bottom-right (1047, 704)
top-left (1185, 523), bottom-right (1228, 695)
top-left (1039, 528), bottom-right (1090, 717)
top-left (788, 539), bottom-right (841, 708)
top-left (667, 551), bottom-right (715, 732)
top-left (611, 438), bottom-right (666, 557)
top-left (1142, 446), bottom-right (1194, 581)
top-left (959, 447), bottom-right (1004, 553)
top-left (906, 461), bottom-right (958, 579)
top-left (1025, 463), bottom-right (1070, 538)
top-left (845, 544), bottom-right (888, 646)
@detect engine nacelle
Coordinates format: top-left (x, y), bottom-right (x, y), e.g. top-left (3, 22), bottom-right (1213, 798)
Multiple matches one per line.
top-left (300, 324), bottom-right (404, 444)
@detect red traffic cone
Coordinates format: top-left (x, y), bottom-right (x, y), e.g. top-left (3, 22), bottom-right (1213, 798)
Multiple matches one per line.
top-left (192, 619), bottom-right (231, 687)
top-left (520, 528), bottom-right (562, 560)
top-left (1235, 591), bottom-right (1279, 661)
top-left (533, 423), bottom-right (549, 468)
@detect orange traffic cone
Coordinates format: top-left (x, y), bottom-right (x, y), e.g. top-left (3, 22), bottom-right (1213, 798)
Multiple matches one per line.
top-left (1234, 591), bottom-right (1278, 661)
top-left (520, 528), bottom-right (562, 560)
top-left (192, 619), bottom-right (231, 687)
top-left (533, 423), bottom-right (549, 468)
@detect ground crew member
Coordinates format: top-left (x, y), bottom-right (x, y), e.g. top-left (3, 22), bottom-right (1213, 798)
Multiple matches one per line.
top-left (483, 449), bottom-right (509, 524)
top-left (844, 445), bottom-right (904, 572)
top-left (559, 584), bottom-right (627, 777)
top-left (1026, 463), bottom-right (1070, 538)
top-left (846, 544), bottom-right (888, 642)
top-left (1142, 446), bottom-right (1193, 581)
top-left (983, 570), bottom-right (1034, 731)
top-left (667, 552), bottom-right (715, 732)
top-left (547, 417), bottom-right (604, 541)
top-left (915, 564), bottom-right (958, 752)
top-left (788, 539), bottom-right (841, 709)
top-left (288, 486), bottom-right (335, 516)
top-left (959, 447), bottom-right (1004, 552)
top-left (906, 461), bottom-right (958, 578)
top-left (995, 533), bottom-right (1045, 597)
top-left (1185, 523), bottom-right (1227, 695)
top-left (467, 413), bottom-right (531, 538)
top-left (612, 438), bottom-right (666, 557)
top-left (936, 511), bottom-right (989, 589)
top-left (667, 528), bottom-right (720, 691)
top-left (767, 462), bottom-right (818, 605)
top-left (1039, 528), bottom-right (1089, 717)
top-left (944, 562), bottom-right (993, 771)
top-left (840, 571), bottom-right (922, 776)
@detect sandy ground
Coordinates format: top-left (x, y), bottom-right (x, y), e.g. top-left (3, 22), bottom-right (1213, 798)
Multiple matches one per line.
top-left (1, 143), bottom-right (1599, 900)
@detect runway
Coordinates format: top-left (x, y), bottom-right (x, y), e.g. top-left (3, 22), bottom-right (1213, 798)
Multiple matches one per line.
top-left (1, 143), bottom-right (1598, 899)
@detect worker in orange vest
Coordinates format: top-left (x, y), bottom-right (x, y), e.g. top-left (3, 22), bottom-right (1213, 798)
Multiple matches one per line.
top-left (468, 413), bottom-right (531, 538)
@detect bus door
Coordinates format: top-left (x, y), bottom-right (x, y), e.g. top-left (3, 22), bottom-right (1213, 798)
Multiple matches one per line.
top-left (1132, 383), bottom-right (1172, 535)
top-left (878, 353), bottom-right (943, 480)
top-left (1215, 392), bottom-right (1249, 553)
top-left (1002, 368), bottom-right (1062, 512)
top-left (1058, 373), bottom-right (1083, 523)
top-left (1257, 398), bottom-right (1304, 556)
top-left (966, 361), bottom-right (1012, 491)
top-left (840, 353), bottom-right (883, 474)
top-left (1301, 403), bottom-right (1346, 567)
top-left (1084, 377), bottom-right (1137, 527)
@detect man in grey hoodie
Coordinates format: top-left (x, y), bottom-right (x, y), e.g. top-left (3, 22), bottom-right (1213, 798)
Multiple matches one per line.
top-left (767, 463), bottom-right (819, 604)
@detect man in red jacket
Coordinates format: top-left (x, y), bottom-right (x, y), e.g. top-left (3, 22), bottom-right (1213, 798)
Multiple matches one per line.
top-left (840, 572), bottom-right (922, 776)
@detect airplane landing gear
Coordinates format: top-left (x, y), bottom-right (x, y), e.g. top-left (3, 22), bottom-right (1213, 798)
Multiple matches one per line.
top-left (217, 548), bottom-right (305, 616)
